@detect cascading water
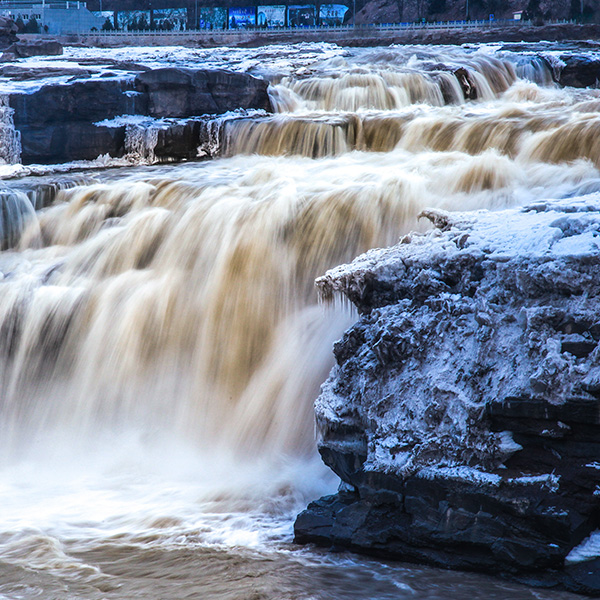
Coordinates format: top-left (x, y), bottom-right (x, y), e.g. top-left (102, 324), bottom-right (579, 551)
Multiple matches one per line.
top-left (0, 189), bottom-right (36, 250)
top-left (0, 44), bottom-right (596, 600)
top-left (124, 121), bottom-right (161, 162)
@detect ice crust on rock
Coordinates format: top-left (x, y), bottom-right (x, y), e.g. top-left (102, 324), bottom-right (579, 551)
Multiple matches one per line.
top-left (317, 196), bottom-right (600, 478)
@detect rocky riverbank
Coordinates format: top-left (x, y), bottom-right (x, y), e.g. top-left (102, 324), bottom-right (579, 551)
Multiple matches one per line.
top-left (295, 197), bottom-right (600, 596)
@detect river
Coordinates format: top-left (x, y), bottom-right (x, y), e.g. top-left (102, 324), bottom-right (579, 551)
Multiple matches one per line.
top-left (0, 42), bottom-right (596, 599)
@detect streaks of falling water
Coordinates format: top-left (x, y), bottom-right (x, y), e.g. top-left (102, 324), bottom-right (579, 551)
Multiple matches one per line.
top-left (1, 148), bottom-right (599, 461)
top-left (0, 47), bottom-right (597, 463)
top-left (0, 189), bottom-right (36, 250)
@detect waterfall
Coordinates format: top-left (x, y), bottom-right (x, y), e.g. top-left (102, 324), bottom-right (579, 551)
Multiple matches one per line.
top-left (0, 165), bottom-right (420, 458)
top-left (0, 43), bottom-right (599, 600)
top-left (223, 104), bottom-right (600, 167)
top-left (0, 189), bottom-right (36, 250)
top-left (0, 44), bottom-right (594, 474)
top-left (267, 54), bottom-right (518, 114)
top-left (125, 121), bottom-right (161, 163)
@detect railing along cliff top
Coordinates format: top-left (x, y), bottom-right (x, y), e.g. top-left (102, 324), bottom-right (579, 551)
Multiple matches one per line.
top-left (86, 18), bottom-right (576, 36)
top-left (0, 1), bottom-right (87, 8)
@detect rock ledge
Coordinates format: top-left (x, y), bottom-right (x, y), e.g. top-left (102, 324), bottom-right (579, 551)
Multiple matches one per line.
top-left (8, 67), bottom-right (271, 164)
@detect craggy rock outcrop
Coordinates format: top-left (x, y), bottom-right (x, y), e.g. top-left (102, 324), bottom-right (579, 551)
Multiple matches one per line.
top-left (295, 197), bottom-right (600, 596)
top-left (8, 67), bottom-right (271, 164)
top-left (10, 78), bottom-right (140, 163)
top-left (0, 17), bottom-right (17, 50)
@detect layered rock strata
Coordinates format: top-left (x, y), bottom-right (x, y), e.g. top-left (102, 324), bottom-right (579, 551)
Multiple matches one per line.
top-left (295, 197), bottom-right (600, 596)
top-left (8, 67), bottom-right (271, 164)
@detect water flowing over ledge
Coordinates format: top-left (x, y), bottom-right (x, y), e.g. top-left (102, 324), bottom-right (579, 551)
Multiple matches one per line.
top-left (0, 41), bottom-right (598, 170)
top-left (296, 197), bottom-right (600, 596)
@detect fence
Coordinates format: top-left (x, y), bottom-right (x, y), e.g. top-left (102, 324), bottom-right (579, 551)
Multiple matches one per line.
top-left (89, 18), bottom-right (576, 36)
top-left (0, 1), bottom-right (86, 7)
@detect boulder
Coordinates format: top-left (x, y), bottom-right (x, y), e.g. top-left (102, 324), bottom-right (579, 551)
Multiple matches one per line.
top-left (295, 197), bottom-right (600, 596)
top-left (134, 68), bottom-right (271, 118)
top-left (0, 17), bottom-right (17, 50)
top-left (5, 39), bottom-right (63, 58)
top-left (154, 120), bottom-right (203, 161)
top-left (18, 122), bottom-right (126, 164)
top-left (10, 79), bottom-right (141, 128)
top-left (10, 78), bottom-right (137, 163)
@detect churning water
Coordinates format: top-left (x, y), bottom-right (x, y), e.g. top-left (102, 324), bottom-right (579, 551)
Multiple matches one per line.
top-left (0, 43), bottom-right (595, 599)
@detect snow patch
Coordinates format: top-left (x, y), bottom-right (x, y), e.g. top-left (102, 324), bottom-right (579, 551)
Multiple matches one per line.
top-left (566, 530), bottom-right (600, 564)
top-left (497, 431), bottom-right (523, 455)
top-left (507, 474), bottom-right (560, 492)
top-left (417, 466), bottom-right (502, 487)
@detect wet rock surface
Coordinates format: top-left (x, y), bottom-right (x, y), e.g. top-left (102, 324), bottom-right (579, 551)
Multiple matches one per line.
top-left (8, 67), bottom-right (271, 164)
top-left (295, 197), bottom-right (600, 596)
top-left (0, 65), bottom-right (92, 80)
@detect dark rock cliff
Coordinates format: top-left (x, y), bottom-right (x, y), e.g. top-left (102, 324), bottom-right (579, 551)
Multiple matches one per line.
top-left (8, 67), bottom-right (271, 164)
top-left (295, 198), bottom-right (600, 596)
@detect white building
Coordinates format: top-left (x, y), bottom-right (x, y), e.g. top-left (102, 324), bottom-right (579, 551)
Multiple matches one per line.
top-left (0, 1), bottom-right (104, 34)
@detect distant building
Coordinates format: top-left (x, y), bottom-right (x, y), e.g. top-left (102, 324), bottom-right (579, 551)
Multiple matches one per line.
top-left (513, 10), bottom-right (523, 20)
top-left (0, 1), bottom-right (104, 34)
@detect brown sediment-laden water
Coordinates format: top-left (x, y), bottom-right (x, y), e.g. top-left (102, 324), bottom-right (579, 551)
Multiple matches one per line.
top-left (0, 43), bottom-right (596, 599)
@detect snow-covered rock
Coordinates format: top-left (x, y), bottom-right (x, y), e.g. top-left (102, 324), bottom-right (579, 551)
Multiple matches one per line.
top-left (296, 196), bottom-right (600, 596)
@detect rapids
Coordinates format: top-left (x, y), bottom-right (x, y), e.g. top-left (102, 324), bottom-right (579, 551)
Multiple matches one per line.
top-left (0, 43), bottom-right (596, 599)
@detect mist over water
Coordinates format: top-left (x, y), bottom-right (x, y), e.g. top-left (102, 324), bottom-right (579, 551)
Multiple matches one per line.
top-left (0, 43), bottom-right (595, 599)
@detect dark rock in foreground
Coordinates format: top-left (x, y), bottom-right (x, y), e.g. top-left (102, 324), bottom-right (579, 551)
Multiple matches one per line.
top-left (8, 67), bottom-right (271, 164)
top-left (295, 197), bottom-right (600, 596)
